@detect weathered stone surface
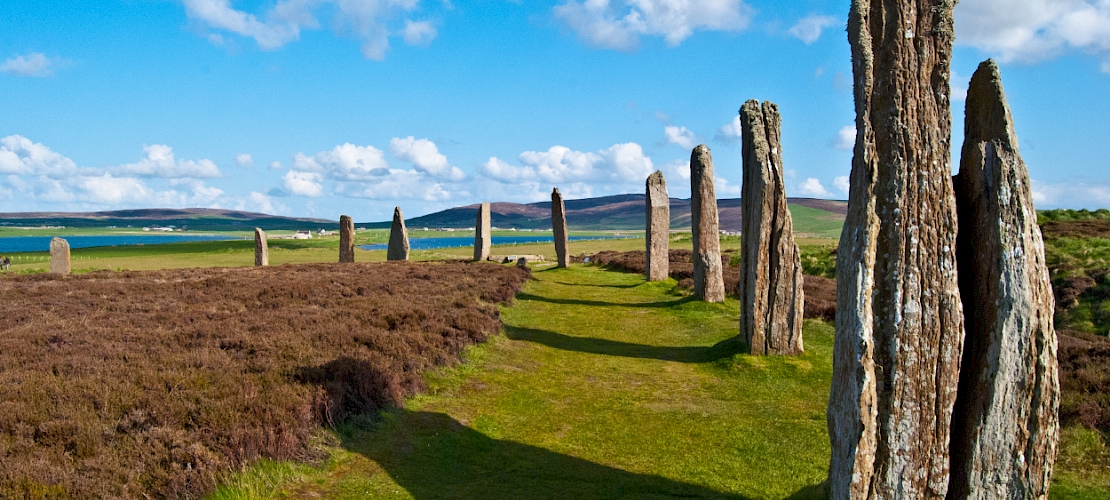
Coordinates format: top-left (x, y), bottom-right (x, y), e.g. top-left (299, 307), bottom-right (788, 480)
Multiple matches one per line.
top-left (739, 99), bottom-right (804, 356)
top-left (254, 228), bottom-right (269, 266)
top-left (339, 215), bottom-right (355, 263)
top-left (49, 237), bottom-right (70, 275)
top-left (948, 59), bottom-right (1059, 500)
top-left (689, 145), bottom-right (725, 303)
top-left (475, 202), bottom-right (491, 261)
top-left (552, 188), bottom-right (569, 268)
top-left (646, 170), bottom-right (670, 281)
top-left (387, 207), bottom-right (410, 261)
top-left (516, 257), bottom-right (529, 269)
top-left (828, 1), bottom-right (965, 498)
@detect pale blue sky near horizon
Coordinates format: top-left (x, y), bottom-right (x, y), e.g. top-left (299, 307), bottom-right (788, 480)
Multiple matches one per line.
top-left (2, 0), bottom-right (1108, 222)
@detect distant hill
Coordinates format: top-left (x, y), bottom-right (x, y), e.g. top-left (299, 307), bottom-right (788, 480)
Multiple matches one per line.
top-left (363, 194), bottom-right (848, 235)
top-left (0, 208), bottom-right (334, 231)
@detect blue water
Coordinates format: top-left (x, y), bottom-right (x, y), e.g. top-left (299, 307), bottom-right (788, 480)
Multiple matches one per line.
top-left (359, 235), bottom-right (633, 251)
top-left (0, 234), bottom-right (241, 253)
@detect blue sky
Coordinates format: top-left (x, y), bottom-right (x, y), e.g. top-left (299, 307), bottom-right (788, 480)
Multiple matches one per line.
top-left (2, 0), bottom-right (1109, 221)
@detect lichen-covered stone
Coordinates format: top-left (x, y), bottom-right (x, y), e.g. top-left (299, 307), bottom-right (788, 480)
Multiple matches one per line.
top-left (739, 99), bottom-right (804, 356)
top-left (552, 188), bottom-right (569, 268)
top-left (49, 237), bottom-right (70, 275)
top-left (689, 145), bottom-right (724, 303)
top-left (828, 1), bottom-right (965, 498)
top-left (948, 59), bottom-right (1059, 500)
top-left (646, 170), bottom-right (670, 281)
top-left (475, 202), bottom-right (491, 261)
top-left (339, 215), bottom-right (355, 263)
top-left (387, 207), bottom-right (410, 261)
top-left (254, 228), bottom-right (269, 267)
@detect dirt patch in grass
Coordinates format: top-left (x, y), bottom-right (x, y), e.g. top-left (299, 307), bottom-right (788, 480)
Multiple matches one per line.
top-left (0, 262), bottom-right (528, 499)
top-left (1042, 220), bottom-right (1110, 239)
top-left (576, 250), bottom-right (837, 320)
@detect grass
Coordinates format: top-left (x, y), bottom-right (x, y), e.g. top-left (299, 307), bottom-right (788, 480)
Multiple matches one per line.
top-left (788, 206), bottom-right (844, 239)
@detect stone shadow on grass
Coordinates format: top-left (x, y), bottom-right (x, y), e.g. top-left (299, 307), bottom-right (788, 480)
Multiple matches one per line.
top-left (504, 325), bottom-right (743, 363)
top-left (553, 280), bottom-right (642, 289)
top-left (342, 409), bottom-right (753, 500)
top-left (515, 292), bottom-right (697, 309)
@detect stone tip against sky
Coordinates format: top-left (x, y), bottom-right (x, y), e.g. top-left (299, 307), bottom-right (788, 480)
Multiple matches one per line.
top-left (1, 0), bottom-right (1108, 219)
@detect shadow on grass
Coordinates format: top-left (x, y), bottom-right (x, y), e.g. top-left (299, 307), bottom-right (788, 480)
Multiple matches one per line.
top-left (341, 409), bottom-right (754, 500)
top-left (515, 292), bottom-right (696, 309)
top-left (553, 280), bottom-right (641, 289)
top-left (504, 325), bottom-right (743, 363)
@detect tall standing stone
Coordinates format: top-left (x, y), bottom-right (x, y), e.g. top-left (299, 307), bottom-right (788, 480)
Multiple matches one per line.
top-left (387, 207), bottom-right (409, 261)
top-left (689, 145), bottom-right (724, 303)
top-left (828, 1), bottom-right (965, 498)
top-left (254, 227), bottom-right (269, 266)
top-left (339, 215), bottom-right (355, 263)
top-left (646, 171), bottom-right (670, 281)
top-left (739, 100), bottom-right (804, 356)
top-left (474, 202), bottom-right (491, 261)
top-left (552, 188), bottom-right (569, 268)
top-left (49, 237), bottom-right (70, 275)
top-left (948, 60), bottom-right (1059, 500)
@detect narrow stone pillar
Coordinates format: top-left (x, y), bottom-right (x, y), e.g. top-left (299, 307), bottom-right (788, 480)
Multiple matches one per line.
top-left (948, 60), bottom-right (1059, 500)
top-left (474, 202), bottom-right (491, 261)
top-left (739, 99), bottom-right (804, 355)
top-left (690, 145), bottom-right (724, 303)
top-left (254, 228), bottom-right (269, 266)
top-left (339, 215), bottom-right (355, 263)
top-left (552, 188), bottom-right (569, 268)
top-left (646, 170), bottom-right (670, 281)
top-left (828, 1), bottom-right (965, 498)
top-left (49, 237), bottom-right (70, 275)
top-left (387, 207), bottom-right (409, 261)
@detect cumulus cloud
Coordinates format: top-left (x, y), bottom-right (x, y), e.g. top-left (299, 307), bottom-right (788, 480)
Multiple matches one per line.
top-left (553, 0), bottom-right (754, 50)
top-left (831, 125), bottom-right (855, 150)
top-left (481, 143), bottom-right (654, 186)
top-left (787, 14), bottom-right (839, 44)
top-left (0, 135), bottom-right (79, 177)
top-left (292, 143), bottom-right (390, 181)
top-left (1030, 179), bottom-right (1110, 209)
top-left (833, 175), bottom-right (850, 195)
top-left (389, 136), bottom-right (464, 180)
top-left (955, 0), bottom-right (1110, 72)
top-left (235, 153), bottom-right (253, 167)
top-left (797, 177), bottom-right (833, 198)
top-left (282, 170), bottom-right (324, 197)
top-left (715, 115), bottom-right (743, 144)
top-left (269, 161), bottom-right (284, 170)
top-left (235, 191), bottom-right (288, 214)
top-left (663, 126), bottom-right (696, 148)
top-left (182, 0), bottom-right (431, 60)
top-left (0, 52), bottom-right (56, 77)
top-left (115, 144), bottom-right (221, 178)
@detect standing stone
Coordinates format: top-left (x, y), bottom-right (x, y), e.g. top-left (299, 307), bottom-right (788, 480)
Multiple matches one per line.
top-left (828, 1), bottom-right (965, 499)
top-left (254, 227), bottom-right (269, 266)
top-left (948, 60), bottom-right (1059, 500)
top-left (646, 171), bottom-right (670, 281)
top-left (739, 100), bottom-right (804, 356)
top-left (474, 202), bottom-right (491, 261)
top-left (387, 207), bottom-right (409, 261)
top-left (552, 188), bottom-right (569, 268)
top-left (339, 215), bottom-right (355, 263)
top-left (689, 145), bottom-right (725, 303)
top-left (49, 237), bottom-right (70, 275)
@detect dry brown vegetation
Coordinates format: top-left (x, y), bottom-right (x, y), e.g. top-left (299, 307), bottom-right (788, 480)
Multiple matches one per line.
top-left (577, 249), bottom-right (837, 320)
top-left (0, 262), bottom-right (529, 499)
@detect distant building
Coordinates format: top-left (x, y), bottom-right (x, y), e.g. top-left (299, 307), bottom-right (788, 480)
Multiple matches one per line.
top-left (293, 230), bottom-right (313, 239)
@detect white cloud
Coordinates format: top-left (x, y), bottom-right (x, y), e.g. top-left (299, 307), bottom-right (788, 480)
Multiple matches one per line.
top-left (0, 52), bottom-right (55, 77)
top-left (833, 175), bottom-right (850, 195)
top-left (787, 14), bottom-right (839, 44)
top-left (182, 0), bottom-right (428, 60)
top-left (951, 69), bottom-right (969, 102)
top-left (403, 20), bottom-right (437, 46)
top-left (664, 125), bottom-right (696, 148)
top-left (797, 177), bottom-right (833, 198)
top-left (0, 135), bottom-right (78, 177)
top-left (553, 0), bottom-right (754, 50)
top-left (115, 144), bottom-right (221, 178)
top-left (388, 136), bottom-right (464, 180)
top-left (235, 153), bottom-right (253, 166)
top-left (269, 161), bottom-right (284, 170)
top-left (831, 125), bottom-right (855, 150)
top-left (293, 143), bottom-right (390, 181)
top-left (665, 158), bottom-right (690, 181)
top-left (715, 115), bottom-right (743, 144)
top-left (955, 0), bottom-right (1110, 72)
top-left (482, 142), bottom-right (654, 186)
top-left (715, 176), bottom-right (741, 196)
top-left (282, 170), bottom-right (325, 197)
top-left (480, 157), bottom-right (536, 183)
top-left (235, 191), bottom-right (288, 214)
top-left (1030, 179), bottom-right (1110, 209)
